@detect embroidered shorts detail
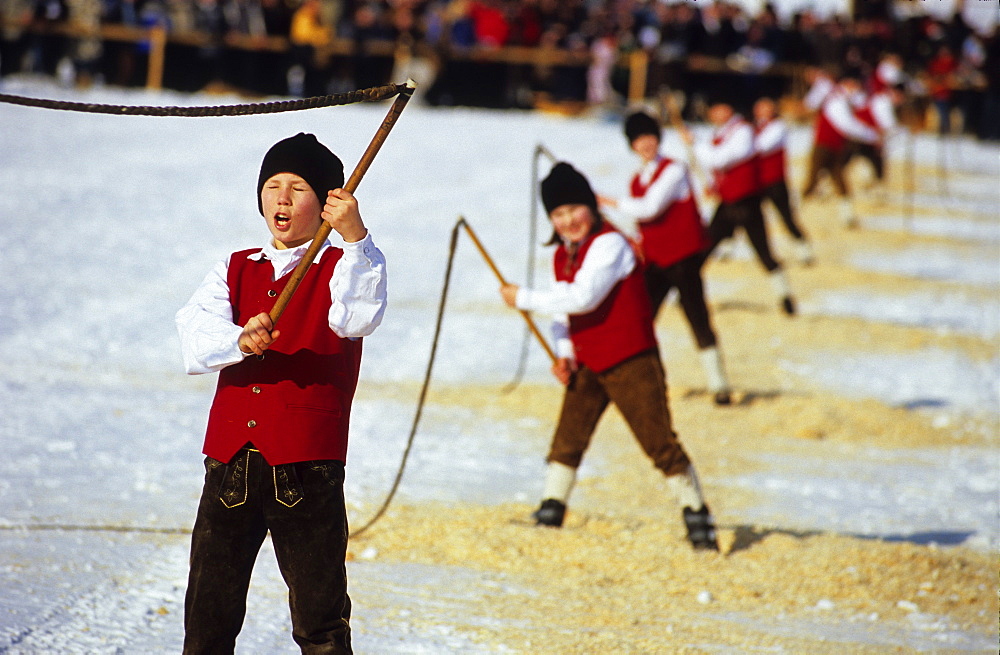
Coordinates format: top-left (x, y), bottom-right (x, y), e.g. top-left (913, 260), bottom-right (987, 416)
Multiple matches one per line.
top-left (274, 464), bottom-right (303, 508)
top-left (206, 452), bottom-right (346, 510)
top-left (209, 452), bottom-right (250, 509)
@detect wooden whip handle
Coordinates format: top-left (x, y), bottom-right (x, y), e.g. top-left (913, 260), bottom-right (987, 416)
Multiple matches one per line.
top-left (268, 80), bottom-right (416, 327)
top-left (459, 218), bottom-right (558, 364)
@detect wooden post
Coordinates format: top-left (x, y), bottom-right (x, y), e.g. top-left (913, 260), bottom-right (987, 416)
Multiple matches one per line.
top-left (628, 49), bottom-right (648, 103)
top-left (146, 25), bottom-right (167, 91)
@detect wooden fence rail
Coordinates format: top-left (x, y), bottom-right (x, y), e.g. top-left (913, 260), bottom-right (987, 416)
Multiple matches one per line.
top-left (8, 18), bottom-right (805, 104)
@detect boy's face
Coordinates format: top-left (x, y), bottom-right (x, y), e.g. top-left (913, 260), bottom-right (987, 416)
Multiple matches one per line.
top-left (630, 133), bottom-right (660, 162)
top-left (260, 173), bottom-right (323, 250)
top-left (707, 104), bottom-right (733, 126)
top-left (753, 98), bottom-right (775, 123)
top-left (550, 203), bottom-right (595, 245)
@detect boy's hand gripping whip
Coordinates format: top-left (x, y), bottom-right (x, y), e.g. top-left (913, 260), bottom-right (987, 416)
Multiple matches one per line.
top-left (268, 79), bottom-right (416, 327)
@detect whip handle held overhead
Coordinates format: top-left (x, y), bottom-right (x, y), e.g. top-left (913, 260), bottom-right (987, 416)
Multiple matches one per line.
top-left (268, 80), bottom-right (416, 327)
top-left (459, 218), bottom-right (558, 364)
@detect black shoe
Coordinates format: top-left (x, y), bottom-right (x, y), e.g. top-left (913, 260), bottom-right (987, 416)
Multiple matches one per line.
top-left (532, 499), bottom-right (566, 527)
top-left (683, 506), bottom-right (719, 551)
top-left (781, 297), bottom-right (796, 316)
top-left (713, 390), bottom-right (732, 406)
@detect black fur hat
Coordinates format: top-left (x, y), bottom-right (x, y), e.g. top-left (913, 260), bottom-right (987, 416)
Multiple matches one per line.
top-left (624, 110), bottom-right (661, 144)
top-left (540, 162), bottom-right (598, 214)
top-left (257, 133), bottom-right (344, 215)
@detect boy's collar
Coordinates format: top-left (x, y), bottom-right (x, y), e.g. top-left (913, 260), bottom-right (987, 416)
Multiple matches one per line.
top-left (249, 238), bottom-right (331, 262)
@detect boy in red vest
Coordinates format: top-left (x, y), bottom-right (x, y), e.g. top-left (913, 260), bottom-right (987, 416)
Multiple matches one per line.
top-left (599, 110), bottom-right (733, 406)
top-left (175, 133), bottom-right (387, 654)
top-left (681, 101), bottom-right (797, 315)
top-left (753, 97), bottom-right (814, 265)
top-left (848, 83), bottom-right (904, 203)
top-left (499, 162), bottom-right (719, 551)
top-left (801, 72), bottom-right (881, 228)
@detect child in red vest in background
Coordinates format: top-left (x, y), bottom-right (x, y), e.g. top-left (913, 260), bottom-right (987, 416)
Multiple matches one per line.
top-left (175, 133), bottom-right (387, 654)
top-left (753, 97), bottom-right (815, 265)
top-left (681, 101), bottom-right (797, 316)
top-left (801, 72), bottom-right (881, 228)
top-left (599, 110), bottom-right (733, 406)
top-left (849, 82), bottom-right (904, 202)
top-left (499, 161), bottom-right (719, 551)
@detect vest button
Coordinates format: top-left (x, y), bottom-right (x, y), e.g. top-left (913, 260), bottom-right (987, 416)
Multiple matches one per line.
top-left (267, 289), bottom-right (277, 297)
top-left (247, 420), bottom-right (257, 428)
top-left (252, 386), bottom-right (261, 394)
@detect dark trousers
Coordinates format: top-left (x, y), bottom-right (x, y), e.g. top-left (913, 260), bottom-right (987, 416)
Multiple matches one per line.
top-left (549, 350), bottom-right (691, 477)
top-left (849, 142), bottom-right (885, 181)
top-left (184, 449), bottom-right (352, 654)
top-left (760, 181), bottom-right (807, 241)
top-left (802, 144), bottom-right (850, 198)
top-left (703, 195), bottom-right (781, 272)
top-left (645, 255), bottom-right (718, 350)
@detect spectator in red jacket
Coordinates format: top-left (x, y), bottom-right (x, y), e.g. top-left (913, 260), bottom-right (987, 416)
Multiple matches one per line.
top-left (926, 44), bottom-right (959, 134)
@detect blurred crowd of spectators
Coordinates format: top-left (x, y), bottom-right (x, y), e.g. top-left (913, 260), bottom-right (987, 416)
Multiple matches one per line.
top-left (1, 0), bottom-right (997, 138)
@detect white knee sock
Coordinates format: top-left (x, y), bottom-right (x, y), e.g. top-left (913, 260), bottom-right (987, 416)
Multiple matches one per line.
top-left (699, 346), bottom-right (730, 394)
top-left (542, 461), bottom-right (576, 504)
top-left (769, 268), bottom-right (792, 300)
top-left (666, 465), bottom-right (705, 511)
top-left (838, 198), bottom-right (858, 227)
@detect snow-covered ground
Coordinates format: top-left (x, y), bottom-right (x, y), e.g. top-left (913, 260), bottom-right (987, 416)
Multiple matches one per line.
top-left (0, 77), bottom-right (997, 652)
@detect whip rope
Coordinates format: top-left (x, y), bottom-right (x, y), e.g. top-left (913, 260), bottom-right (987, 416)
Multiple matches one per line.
top-left (503, 143), bottom-right (557, 393)
top-left (348, 217), bottom-right (465, 538)
top-left (0, 82), bottom-right (409, 116)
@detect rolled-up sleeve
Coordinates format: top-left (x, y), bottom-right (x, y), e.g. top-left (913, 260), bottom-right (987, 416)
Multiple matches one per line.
top-left (328, 232), bottom-right (387, 338)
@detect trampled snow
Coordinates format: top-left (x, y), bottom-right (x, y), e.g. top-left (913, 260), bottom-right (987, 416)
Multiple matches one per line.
top-left (0, 77), bottom-right (997, 652)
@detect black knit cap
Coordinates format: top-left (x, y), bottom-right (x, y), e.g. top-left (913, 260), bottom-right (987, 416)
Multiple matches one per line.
top-left (540, 162), bottom-right (598, 214)
top-left (624, 110), bottom-right (661, 144)
top-left (256, 133), bottom-right (344, 215)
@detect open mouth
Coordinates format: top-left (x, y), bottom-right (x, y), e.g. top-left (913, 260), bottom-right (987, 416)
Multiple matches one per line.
top-left (274, 213), bottom-right (291, 229)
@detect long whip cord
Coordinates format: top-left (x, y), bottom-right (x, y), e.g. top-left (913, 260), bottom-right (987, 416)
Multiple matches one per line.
top-left (0, 82), bottom-right (409, 116)
top-left (348, 217), bottom-right (465, 538)
top-left (502, 143), bottom-right (557, 393)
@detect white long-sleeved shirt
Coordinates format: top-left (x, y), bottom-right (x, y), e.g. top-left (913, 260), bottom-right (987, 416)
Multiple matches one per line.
top-left (514, 230), bottom-right (636, 360)
top-left (824, 89), bottom-right (880, 144)
top-left (862, 91), bottom-right (899, 134)
top-left (613, 156), bottom-right (694, 225)
top-left (176, 233), bottom-right (387, 375)
top-left (804, 74), bottom-right (834, 111)
top-left (693, 115), bottom-right (755, 173)
top-left (754, 117), bottom-right (788, 156)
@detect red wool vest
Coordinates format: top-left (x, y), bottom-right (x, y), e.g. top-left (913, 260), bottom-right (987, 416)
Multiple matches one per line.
top-left (855, 104), bottom-right (877, 130)
top-left (555, 224), bottom-right (657, 374)
top-left (814, 93), bottom-right (848, 151)
top-left (630, 158), bottom-right (710, 268)
top-left (203, 248), bottom-right (363, 466)
top-left (755, 120), bottom-right (787, 188)
top-left (712, 119), bottom-right (759, 203)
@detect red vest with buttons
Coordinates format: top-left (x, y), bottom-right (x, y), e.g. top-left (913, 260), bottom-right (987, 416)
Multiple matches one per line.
top-left (712, 118), bottom-right (759, 203)
top-left (629, 158), bottom-right (710, 268)
top-left (554, 223), bottom-right (657, 374)
top-left (755, 119), bottom-right (787, 188)
top-left (203, 247), bottom-right (362, 466)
